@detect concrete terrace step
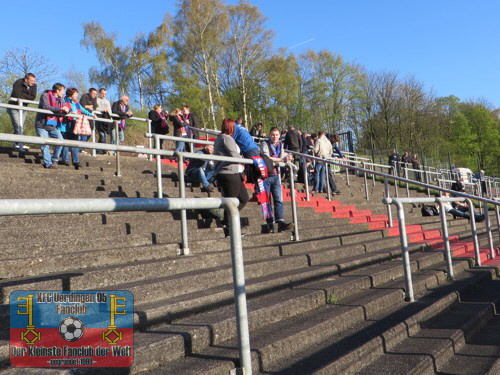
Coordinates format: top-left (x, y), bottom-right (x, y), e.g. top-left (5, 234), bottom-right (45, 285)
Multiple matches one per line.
top-left (356, 275), bottom-right (500, 374)
top-left (153, 260), bottom-right (481, 375)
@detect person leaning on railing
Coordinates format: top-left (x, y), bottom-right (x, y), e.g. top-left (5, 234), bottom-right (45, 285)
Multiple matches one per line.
top-left (8, 73), bottom-right (37, 151)
top-left (148, 105), bottom-right (170, 150)
top-left (60, 87), bottom-right (96, 170)
top-left (34, 83), bottom-right (69, 169)
top-left (169, 108), bottom-right (189, 152)
top-left (214, 118), bottom-right (250, 237)
top-left (312, 131), bottom-right (333, 193)
top-left (95, 88), bottom-right (113, 154)
top-left (111, 96), bottom-right (133, 144)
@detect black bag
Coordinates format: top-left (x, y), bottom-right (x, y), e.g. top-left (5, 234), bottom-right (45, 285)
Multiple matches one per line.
top-left (421, 204), bottom-right (438, 216)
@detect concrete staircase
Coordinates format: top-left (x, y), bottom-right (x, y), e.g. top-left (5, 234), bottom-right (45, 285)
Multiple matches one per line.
top-left (0, 147), bottom-right (499, 374)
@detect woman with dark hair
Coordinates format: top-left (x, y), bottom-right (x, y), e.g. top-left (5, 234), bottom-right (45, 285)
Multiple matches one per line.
top-left (214, 118), bottom-right (250, 236)
top-left (169, 108), bottom-right (189, 152)
top-left (60, 87), bottom-right (94, 169)
top-left (148, 104), bottom-right (169, 150)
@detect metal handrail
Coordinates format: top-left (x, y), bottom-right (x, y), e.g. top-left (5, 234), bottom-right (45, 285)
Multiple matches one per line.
top-left (0, 196), bottom-right (252, 375)
top-left (383, 196), bottom-right (498, 303)
top-left (5, 100), bottom-right (153, 159)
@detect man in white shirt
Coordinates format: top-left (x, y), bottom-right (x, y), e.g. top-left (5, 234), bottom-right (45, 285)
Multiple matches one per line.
top-left (95, 88), bottom-right (112, 153)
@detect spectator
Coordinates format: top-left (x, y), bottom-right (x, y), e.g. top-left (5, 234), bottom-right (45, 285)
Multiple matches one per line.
top-left (80, 88), bottom-right (98, 112)
top-left (182, 105), bottom-right (199, 138)
top-left (8, 73), bottom-right (37, 151)
top-left (148, 105), bottom-right (169, 150)
top-left (34, 83), bottom-right (68, 169)
top-left (214, 118), bottom-right (250, 236)
top-left (441, 192), bottom-right (484, 222)
top-left (95, 88), bottom-right (112, 154)
top-left (308, 133), bottom-right (317, 155)
top-left (169, 108), bottom-right (189, 152)
top-left (250, 123), bottom-right (263, 137)
top-left (77, 88), bottom-right (98, 148)
top-left (331, 134), bottom-right (346, 159)
top-left (235, 117), bottom-right (244, 128)
top-left (185, 144), bottom-right (215, 193)
top-left (479, 170), bottom-right (488, 197)
top-left (60, 88), bottom-right (95, 170)
top-left (233, 121), bottom-right (260, 158)
top-left (111, 96), bottom-right (133, 144)
top-left (284, 125), bottom-right (302, 153)
top-left (388, 149), bottom-right (400, 176)
top-left (411, 153), bottom-right (421, 181)
top-left (260, 127), bottom-right (293, 233)
top-left (313, 131), bottom-right (333, 193)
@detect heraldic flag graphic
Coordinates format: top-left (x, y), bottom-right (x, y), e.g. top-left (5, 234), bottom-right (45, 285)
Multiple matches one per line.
top-left (10, 290), bottom-right (134, 368)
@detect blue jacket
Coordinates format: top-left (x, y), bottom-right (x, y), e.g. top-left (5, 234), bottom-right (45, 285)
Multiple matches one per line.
top-left (233, 125), bottom-right (258, 154)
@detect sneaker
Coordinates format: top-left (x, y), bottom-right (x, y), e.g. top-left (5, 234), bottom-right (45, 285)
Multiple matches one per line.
top-left (45, 164), bottom-right (57, 169)
top-left (278, 221), bottom-right (293, 232)
top-left (334, 190), bottom-right (341, 195)
top-left (73, 163), bottom-right (81, 170)
top-left (22, 145), bottom-right (30, 150)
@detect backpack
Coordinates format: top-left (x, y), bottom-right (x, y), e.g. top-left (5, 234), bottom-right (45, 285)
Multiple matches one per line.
top-left (421, 204), bottom-right (439, 216)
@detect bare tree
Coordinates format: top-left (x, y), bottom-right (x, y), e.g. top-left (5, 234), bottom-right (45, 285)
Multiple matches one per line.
top-left (0, 47), bottom-right (58, 91)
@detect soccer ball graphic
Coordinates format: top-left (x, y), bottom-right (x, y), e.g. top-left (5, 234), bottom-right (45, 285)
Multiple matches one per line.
top-left (59, 316), bottom-right (85, 342)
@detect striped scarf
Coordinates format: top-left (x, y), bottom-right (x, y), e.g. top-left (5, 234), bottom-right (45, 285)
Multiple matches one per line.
top-left (46, 91), bottom-right (63, 126)
top-left (252, 156), bottom-right (273, 220)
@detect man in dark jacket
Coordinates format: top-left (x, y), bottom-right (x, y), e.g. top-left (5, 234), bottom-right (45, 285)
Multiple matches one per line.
top-left (111, 96), bottom-right (133, 144)
top-left (185, 144), bottom-right (215, 192)
top-left (284, 125), bottom-right (302, 153)
top-left (80, 88), bottom-right (98, 111)
top-left (8, 73), bottom-right (37, 151)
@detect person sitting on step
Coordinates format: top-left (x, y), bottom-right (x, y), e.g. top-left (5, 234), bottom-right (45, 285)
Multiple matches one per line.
top-left (185, 144), bottom-right (216, 193)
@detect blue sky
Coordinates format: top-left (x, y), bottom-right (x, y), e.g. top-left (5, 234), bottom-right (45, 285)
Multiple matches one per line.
top-left (2, 1), bottom-right (500, 107)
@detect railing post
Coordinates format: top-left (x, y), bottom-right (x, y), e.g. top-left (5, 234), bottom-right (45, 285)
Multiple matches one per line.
top-left (303, 157), bottom-right (310, 201)
top-left (345, 161), bottom-right (350, 186)
top-left (177, 153), bottom-right (189, 255)
top-left (155, 135), bottom-right (163, 198)
top-left (114, 120), bottom-right (121, 177)
top-left (436, 199), bottom-right (454, 280)
top-left (147, 119), bottom-right (153, 161)
top-left (288, 163), bottom-right (300, 241)
top-left (424, 169), bottom-right (430, 197)
top-left (484, 205), bottom-right (495, 259)
top-left (384, 177), bottom-right (393, 228)
top-left (91, 119), bottom-right (96, 157)
top-left (392, 166), bottom-right (399, 198)
top-left (362, 162), bottom-right (369, 201)
top-left (405, 166), bottom-right (410, 197)
top-left (372, 164), bottom-right (376, 187)
top-left (325, 162), bottom-right (331, 201)
top-left (465, 198), bottom-right (481, 266)
top-left (18, 99), bottom-right (25, 150)
top-left (394, 201), bottom-right (414, 302)
top-left (496, 203), bottom-right (500, 242)
top-left (224, 199), bottom-right (253, 375)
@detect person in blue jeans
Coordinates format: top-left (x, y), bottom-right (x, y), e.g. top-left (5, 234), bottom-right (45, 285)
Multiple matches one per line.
top-left (34, 83), bottom-right (69, 168)
top-left (260, 127), bottom-right (293, 233)
top-left (185, 144), bottom-right (216, 192)
top-left (313, 131), bottom-right (332, 193)
top-left (60, 88), bottom-right (95, 169)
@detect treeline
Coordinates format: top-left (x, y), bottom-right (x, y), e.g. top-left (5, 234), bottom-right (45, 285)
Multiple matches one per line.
top-left (0, 0), bottom-right (498, 174)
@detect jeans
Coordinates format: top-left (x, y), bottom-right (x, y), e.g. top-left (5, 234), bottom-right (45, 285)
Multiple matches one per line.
top-left (60, 131), bottom-right (80, 165)
top-left (328, 167), bottom-right (338, 192)
top-left (447, 208), bottom-right (484, 222)
top-left (186, 168), bottom-right (215, 189)
top-left (35, 127), bottom-right (63, 167)
top-left (264, 175), bottom-right (284, 223)
top-left (111, 129), bottom-right (124, 144)
top-left (7, 108), bottom-right (26, 149)
top-left (314, 163), bottom-right (326, 192)
top-left (175, 140), bottom-right (186, 152)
